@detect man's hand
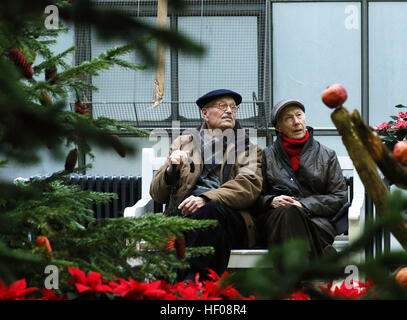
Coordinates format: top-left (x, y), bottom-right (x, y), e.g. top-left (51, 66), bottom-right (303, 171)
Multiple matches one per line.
top-left (178, 196), bottom-right (206, 215)
top-left (167, 150), bottom-right (190, 172)
top-left (271, 195), bottom-right (303, 208)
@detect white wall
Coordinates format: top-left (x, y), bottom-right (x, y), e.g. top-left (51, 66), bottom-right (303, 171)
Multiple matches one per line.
top-left (0, 148), bottom-right (68, 182)
top-left (86, 136), bottom-right (169, 177)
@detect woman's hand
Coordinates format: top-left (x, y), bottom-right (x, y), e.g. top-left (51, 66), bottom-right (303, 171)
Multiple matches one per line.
top-left (271, 195), bottom-right (303, 208)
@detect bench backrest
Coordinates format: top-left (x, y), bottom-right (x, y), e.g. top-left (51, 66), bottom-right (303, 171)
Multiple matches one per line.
top-left (141, 148), bottom-right (166, 199)
top-left (140, 149), bottom-right (361, 204)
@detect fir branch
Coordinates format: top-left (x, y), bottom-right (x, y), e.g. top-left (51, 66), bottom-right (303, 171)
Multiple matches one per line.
top-left (58, 213), bottom-right (217, 281)
top-left (92, 117), bottom-right (150, 136)
top-left (1, 183), bottom-right (114, 242)
top-left (34, 46), bottom-right (76, 73)
top-left (107, 57), bottom-right (146, 71)
top-left (0, 241), bottom-right (44, 284)
top-left (53, 59), bottom-right (113, 83)
top-left (103, 43), bottom-right (147, 59)
top-left (64, 79), bottom-right (99, 94)
top-left (53, 43), bottom-right (148, 83)
top-left (83, 214), bottom-right (217, 248)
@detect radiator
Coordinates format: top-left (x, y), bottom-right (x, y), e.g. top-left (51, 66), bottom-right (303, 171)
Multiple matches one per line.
top-left (30, 175), bottom-right (142, 219)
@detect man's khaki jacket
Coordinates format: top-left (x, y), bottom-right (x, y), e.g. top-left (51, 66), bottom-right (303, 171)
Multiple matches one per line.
top-left (150, 122), bottom-right (263, 248)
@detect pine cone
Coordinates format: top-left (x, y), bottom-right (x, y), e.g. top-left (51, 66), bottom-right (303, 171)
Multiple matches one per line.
top-left (8, 49), bottom-right (34, 79)
top-left (74, 101), bottom-right (91, 115)
top-left (111, 134), bottom-right (126, 158)
top-left (65, 148), bottom-right (79, 172)
top-left (175, 237), bottom-right (186, 260)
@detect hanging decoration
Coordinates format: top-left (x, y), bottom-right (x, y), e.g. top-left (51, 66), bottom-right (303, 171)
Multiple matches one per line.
top-left (151, 0), bottom-right (168, 108)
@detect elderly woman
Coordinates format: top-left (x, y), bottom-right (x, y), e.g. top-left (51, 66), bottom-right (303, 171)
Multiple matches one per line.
top-left (257, 99), bottom-right (347, 257)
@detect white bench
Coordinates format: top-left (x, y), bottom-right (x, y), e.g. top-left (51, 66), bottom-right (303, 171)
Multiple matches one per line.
top-left (124, 148), bottom-right (365, 268)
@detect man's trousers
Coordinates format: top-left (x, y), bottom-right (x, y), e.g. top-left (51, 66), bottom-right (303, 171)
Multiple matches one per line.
top-left (182, 201), bottom-right (246, 280)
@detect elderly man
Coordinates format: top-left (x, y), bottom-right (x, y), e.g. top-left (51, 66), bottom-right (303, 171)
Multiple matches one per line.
top-left (150, 89), bottom-right (262, 280)
top-left (257, 99), bottom-right (347, 257)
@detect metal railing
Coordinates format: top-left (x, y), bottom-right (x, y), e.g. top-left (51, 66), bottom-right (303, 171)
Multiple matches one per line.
top-left (70, 100), bottom-right (268, 130)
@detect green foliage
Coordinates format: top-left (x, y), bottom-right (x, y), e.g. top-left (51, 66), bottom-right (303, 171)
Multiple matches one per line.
top-left (0, 174), bottom-right (217, 286)
top-left (80, 214), bottom-right (216, 282)
top-left (0, 0), bottom-right (211, 290)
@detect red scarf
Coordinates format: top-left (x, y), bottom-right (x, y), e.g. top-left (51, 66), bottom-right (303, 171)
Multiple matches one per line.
top-left (281, 130), bottom-right (309, 172)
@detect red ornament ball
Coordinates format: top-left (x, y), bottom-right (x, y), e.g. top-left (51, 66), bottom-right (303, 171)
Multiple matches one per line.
top-left (322, 83), bottom-right (348, 109)
top-left (394, 141), bottom-right (407, 166)
top-left (395, 267), bottom-right (407, 288)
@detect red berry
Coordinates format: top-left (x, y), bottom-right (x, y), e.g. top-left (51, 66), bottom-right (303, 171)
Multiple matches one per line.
top-left (74, 101), bottom-right (91, 115)
top-left (164, 235), bottom-right (175, 250)
top-left (36, 236), bottom-right (52, 253)
top-left (322, 83), bottom-right (348, 109)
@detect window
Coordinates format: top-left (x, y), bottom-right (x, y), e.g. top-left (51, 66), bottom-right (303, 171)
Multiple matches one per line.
top-left (75, 0), bottom-right (269, 129)
top-left (272, 2), bottom-right (361, 128)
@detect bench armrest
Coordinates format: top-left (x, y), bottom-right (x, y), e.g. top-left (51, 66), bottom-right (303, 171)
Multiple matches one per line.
top-left (124, 198), bottom-right (154, 218)
top-left (348, 195), bottom-right (364, 243)
top-left (347, 167), bottom-right (365, 244)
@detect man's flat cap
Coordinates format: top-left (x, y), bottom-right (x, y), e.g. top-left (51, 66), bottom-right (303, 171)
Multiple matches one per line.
top-left (271, 99), bottom-right (305, 126)
top-left (196, 89), bottom-right (242, 109)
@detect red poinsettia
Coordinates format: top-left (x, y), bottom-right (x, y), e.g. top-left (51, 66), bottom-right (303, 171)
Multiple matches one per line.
top-left (38, 288), bottom-right (66, 300)
top-left (173, 282), bottom-right (205, 300)
top-left (319, 279), bottom-right (372, 299)
top-left (287, 290), bottom-right (311, 300)
top-left (109, 277), bottom-right (177, 300)
top-left (375, 122), bottom-right (390, 131)
top-left (204, 269), bottom-right (251, 300)
top-left (375, 105), bottom-right (407, 149)
top-left (67, 267), bottom-right (113, 294)
top-left (399, 111), bottom-right (407, 119)
top-left (391, 116), bottom-right (407, 130)
top-left (170, 269), bottom-right (255, 300)
top-left (286, 279), bottom-right (373, 300)
top-left (0, 279), bottom-right (37, 300)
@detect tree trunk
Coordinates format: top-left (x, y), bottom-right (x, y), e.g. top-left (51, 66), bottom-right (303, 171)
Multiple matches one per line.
top-left (331, 106), bottom-right (407, 249)
top-left (351, 109), bottom-right (407, 190)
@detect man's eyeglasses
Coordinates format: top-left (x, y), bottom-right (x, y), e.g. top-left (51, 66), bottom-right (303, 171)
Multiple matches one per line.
top-left (210, 103), bottom-right (239, 112)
